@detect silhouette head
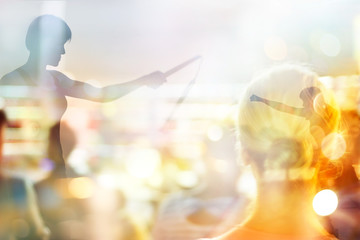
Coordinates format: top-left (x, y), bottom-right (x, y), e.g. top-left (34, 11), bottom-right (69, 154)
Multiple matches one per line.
top-left (238, 64), bottom-right (339, 184)
top-left (299, 87), bottom-right (321, 109)
top-left (26, 15), bottom-right (72, 66)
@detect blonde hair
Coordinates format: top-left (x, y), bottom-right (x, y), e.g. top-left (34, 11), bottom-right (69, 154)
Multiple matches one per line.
top-left (237, 64), bottom-right (340, 180)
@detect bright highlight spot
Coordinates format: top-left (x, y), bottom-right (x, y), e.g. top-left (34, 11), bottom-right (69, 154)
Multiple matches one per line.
top-left (236, 169), bottom-right (257, 198)
top-left (321, 133), bottom-right (346, 160)
top-left (313, 189), bottom-right (338, 216)
top-left (313, 93), bottom-right (326, 113)
top-left (176, 170), bottom-right (199, 188)
top-left (207, 125), bottom-right (223, 142)
top-left (69, 177), bottom-right (94, 199)
top-left (319, 34), bottom-right (341, 57)
top-left (264, 36), bottom-right (287, 61)
top-left (97, 174), bottom-right (118, 189)
top-left (125, 148), bottom-right (161, 178)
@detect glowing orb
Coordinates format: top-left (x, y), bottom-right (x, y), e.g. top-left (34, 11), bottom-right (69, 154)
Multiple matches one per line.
top-left (207, 125), bottom-right (223, 142)
top-left (236, 169), bottom-right (257, 198)
top-left (125, 148), bottom-right (161, 179)
top-left (321, 133), bottom-right (346, 160)
top-left (176, 170), bottom-right (199, 188)
top-left (313, 189), bottom-right (338, 216)
top-left (69, 177), bottom-right (94, 199)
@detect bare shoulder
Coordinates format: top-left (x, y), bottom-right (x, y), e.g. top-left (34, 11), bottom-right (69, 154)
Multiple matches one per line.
top-left (49, 70), bottom-right (68, 79)
top-left (48, 70), bottom-right (79, 89)
top-left (0, 69), bottom-right (27, 85)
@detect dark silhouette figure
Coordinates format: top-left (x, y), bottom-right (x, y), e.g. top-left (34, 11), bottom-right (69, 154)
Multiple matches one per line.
top-left (250, 87), bottom-right (337, 136)
top-left (0, 15), bottom-right (167, 178)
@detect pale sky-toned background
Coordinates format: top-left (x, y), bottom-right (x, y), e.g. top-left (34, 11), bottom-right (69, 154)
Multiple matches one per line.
top-left (1, 0), bottom-right (360, 85)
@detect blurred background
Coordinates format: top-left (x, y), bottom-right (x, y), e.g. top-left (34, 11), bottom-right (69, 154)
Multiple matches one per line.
top-left (1, 0), bottom-right (360, 239)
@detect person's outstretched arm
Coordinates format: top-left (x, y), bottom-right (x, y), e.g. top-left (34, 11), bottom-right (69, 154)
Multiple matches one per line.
top-left (250, 94), bottom-right (303, 116)
top-left (50, 70), bottom-right (166, 102)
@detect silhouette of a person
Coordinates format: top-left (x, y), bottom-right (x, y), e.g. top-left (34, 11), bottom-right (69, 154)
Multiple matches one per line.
top-left (0, 15), bottom-right (167, 178)
top-left (250, 87), bottom-right (338, 139)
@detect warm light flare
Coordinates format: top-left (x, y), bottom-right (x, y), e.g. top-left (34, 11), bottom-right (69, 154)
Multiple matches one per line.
top-left (321, 133), bottom-right (346, 160)
top-left (313, 189), bottom-right (338, 216)
top-left (236, 169), bottom-right (257, 198)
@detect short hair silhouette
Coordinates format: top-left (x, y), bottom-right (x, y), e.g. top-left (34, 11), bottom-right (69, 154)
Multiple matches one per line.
top-left (25, 14), bottom-right (72, 52)
top-left (299, 86), bottom-right (321, 102)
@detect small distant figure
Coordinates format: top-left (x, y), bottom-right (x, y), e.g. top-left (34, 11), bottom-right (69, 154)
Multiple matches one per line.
top-left (0, 15), bottom-right (167, 178)
top-left (250, 86), bottom-right (338, 137)
top-left (0, 110), bottom-right (50, 240)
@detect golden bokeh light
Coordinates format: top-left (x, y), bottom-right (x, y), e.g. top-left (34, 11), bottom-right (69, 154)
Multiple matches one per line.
top-left (176, 170), bottom-right (199, 188)
top-left (125, 148), bottom-right (161, 179)
top-left (313, 189), bottom-right (338, 216)
top-left (321, 133), bottom-right (346, 160)
top-left (68, 177), bottom-right (95, 199)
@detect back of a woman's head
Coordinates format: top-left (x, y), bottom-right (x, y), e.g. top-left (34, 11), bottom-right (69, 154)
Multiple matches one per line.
top-left (237, 64), bottom-right (340, 181)
top-left (25, 15), bottom-right (71, 52)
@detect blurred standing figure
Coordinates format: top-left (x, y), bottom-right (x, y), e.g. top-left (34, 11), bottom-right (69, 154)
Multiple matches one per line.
top-left (0, 110), bottom-right (49, 240)
top-left (35, 122), bottom-right (81, 240)
top-left (201, 64), bottom-right (340, 240)
top-left (0, 15), bottom-right (167, 178)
